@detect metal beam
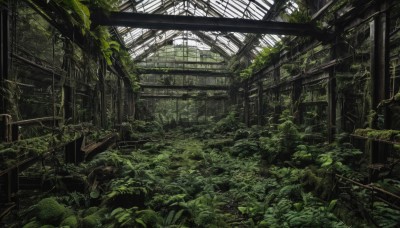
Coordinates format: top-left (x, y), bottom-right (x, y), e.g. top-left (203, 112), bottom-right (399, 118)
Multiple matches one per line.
top-left (137, 68), bottom-right (231, 77)
top-left (93, 12), bottom-right (327, 38)
top-left (138, 60), bottom-right (226, 65)
top-left (140, 84), bottom-right (229, 90)
top-left (140, 94), bottom-right (229, 100)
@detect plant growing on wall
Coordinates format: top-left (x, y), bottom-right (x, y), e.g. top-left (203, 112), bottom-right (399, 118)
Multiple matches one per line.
top-left (239, 45), bottom-right (281, 80)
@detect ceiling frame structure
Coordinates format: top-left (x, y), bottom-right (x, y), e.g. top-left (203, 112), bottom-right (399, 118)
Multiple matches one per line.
top-left (106, 0), bottom-right (318, 99)
top-left (109, 0), bottom-right (307, 61)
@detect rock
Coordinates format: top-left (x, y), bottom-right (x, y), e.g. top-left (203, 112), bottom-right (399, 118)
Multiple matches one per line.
top-left (36, 198), bottom-right (66, 225)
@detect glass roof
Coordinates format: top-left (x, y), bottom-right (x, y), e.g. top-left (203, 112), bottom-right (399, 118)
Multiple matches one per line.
top-left (116, 0), bottom-right (295, 60)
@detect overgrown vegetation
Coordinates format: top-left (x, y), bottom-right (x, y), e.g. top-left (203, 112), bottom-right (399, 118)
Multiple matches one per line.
top-left (5, 111), bottom-right (397, 228)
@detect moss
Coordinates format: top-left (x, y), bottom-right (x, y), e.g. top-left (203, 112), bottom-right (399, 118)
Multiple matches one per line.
top-left (60, 215), bottom-right (79, 228)
top-left (82, 213), bottom-right (102, 228)
top-left (367, 129), bottom-right (400, 141)
top-left (22, 220), bottom-right (41, 228)
top-left (354, 128), bottom-right (372, 137)
top-left (36, 198), bottom-right (66, 225)
top-left (62, 208), bottom-right (74, 219)
top-left (355, 128), bottom-right (400, 141)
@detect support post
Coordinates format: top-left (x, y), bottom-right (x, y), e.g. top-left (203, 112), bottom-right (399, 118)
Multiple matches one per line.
top-left (273, 66), bottom-right (281, 124)
top-left (117, 78), bottom-right (123, 124)
top-left (244, 83), bottom-right (250, 127)
top-left (328, 39), bottom-right (338, 143)
top-left (369, 0), bottom-right (390, 166)
top-left (0, 5), bottom-right (9, 115)
top-left (258, 81), bottom-right (264, 125)
top-left (63, 85), bottom-right (74, 124)
top-left (65, 136), bottom-right (84, 164)
top-left (99, 59), bottom-right (107, 128)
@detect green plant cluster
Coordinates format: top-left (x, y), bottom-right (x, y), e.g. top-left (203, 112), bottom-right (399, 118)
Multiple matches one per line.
top-left (38, 0), bottom-right (140, 91)
top-left (239, 46), bottom-right (281, 80)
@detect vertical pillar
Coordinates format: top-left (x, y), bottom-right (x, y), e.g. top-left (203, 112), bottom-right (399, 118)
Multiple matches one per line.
top-left (99, 59), bottom-right (107, 128)
top-left (273, 66), bottom-right (281, 123)
top-left (257, 81), bottom-right (264, 125)
top-left (63, 85), bottom-right (74, 124)
top-left (0, 5), bottom-right (9, 115)
top-left (204, 98), bottom-right (208, 122)
top-left (243, 82), bottom-right (250, 127)
top-left (369, 0), bottom-right (390, 165)
top-left (117, 78), bottom-right (123, 124)
top-left (328, 40), bottom-right (338, 143)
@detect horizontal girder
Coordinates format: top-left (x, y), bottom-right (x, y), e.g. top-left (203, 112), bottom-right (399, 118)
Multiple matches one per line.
top-left (93, 12), bottom-right (327, 39)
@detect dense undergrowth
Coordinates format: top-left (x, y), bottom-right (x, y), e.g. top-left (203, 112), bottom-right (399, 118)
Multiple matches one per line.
top-left (5, 112), bottom-right (400, 227)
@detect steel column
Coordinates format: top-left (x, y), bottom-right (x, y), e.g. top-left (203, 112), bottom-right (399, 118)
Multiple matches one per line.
top-left (369, 0), bottom-right (390, 165)
top-left (258, 82), bottom-right (264, 125)
top-left (0, 5), bottom-right (9, 114)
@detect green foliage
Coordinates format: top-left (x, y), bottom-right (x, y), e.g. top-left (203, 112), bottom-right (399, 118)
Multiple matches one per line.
top-left (260, 110), bottom-right (300, 162)
top-left (106, 177), bottom-right (149, 207)
top-left (119, 50), bottom-right (140, 92)
top-left (230, 139), bottom-right (259, 157)
top-left (213, 111), bottom-right (244, 133)
top-left (110, 207), bottom-right (160, 228)
top-left (372, 202), bottom-right (400, 227)
top-left (57, 0), bottom-right (91, 34)
top-left (240, 46), bottom-right (280, 79)
top-left (92, 26), bottom-right (120, 65)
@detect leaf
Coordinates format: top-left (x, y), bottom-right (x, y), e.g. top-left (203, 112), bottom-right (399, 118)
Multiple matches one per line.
top-left (238, 206), bottom-right (248, 214)
top-left (111, 208), bottom-right (124, 217)
top-left (172, 209), bottom-right (185, 224)
top-left (321, 157), bottom-right (333, 167)
top-left (135, 218), bottom-right (147, 227)
top-left (328, 200), bottom-right (337, 212)
top-left (90, 189), bottom-right (100, 199)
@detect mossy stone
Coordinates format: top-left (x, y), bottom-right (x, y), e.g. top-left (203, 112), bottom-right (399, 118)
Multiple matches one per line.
top-left (36, 197), bottom-right (66, 225)
top-left (82, 213), bottom-right (101, 228)
top-left (60, 215), bottom-right (79, 228)
top-left (22, 220), bottom-right (41, 228)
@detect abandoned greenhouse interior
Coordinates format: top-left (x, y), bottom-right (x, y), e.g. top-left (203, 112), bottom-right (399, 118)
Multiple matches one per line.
top-left (1, 0), bottom-right (400, 227)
